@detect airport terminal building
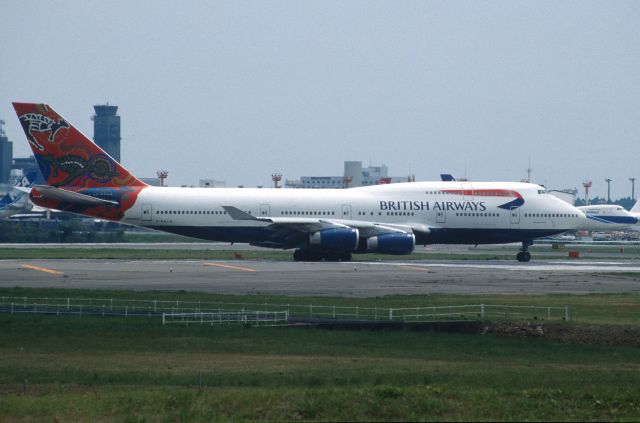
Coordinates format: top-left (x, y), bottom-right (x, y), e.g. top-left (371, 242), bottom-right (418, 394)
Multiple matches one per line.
top-left (285, 161), bottom-right (410, 189)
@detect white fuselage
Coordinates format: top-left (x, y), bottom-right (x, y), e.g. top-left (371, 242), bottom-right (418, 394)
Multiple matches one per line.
top-left (120, 181), bottom-right (585, 248)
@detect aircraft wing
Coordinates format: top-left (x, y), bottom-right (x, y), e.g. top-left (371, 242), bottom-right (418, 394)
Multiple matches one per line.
top-left (223, 206), bottom-right (351, 233)
top-left (223, 206), bottom-right (432, 239)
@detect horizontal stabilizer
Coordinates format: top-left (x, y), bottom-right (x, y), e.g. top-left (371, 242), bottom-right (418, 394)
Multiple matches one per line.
top-left (32, 185), bottom-right (118, 207)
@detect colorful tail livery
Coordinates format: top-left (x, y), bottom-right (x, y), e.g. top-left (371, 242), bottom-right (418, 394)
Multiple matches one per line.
top-left (12, 103), bottom-right (147, 221)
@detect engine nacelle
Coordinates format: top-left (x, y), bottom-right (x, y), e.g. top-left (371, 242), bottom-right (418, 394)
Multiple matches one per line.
top-left (367, 233), bottom-right (415, 255)
top-left (309, 228), bottom-right (359, 251)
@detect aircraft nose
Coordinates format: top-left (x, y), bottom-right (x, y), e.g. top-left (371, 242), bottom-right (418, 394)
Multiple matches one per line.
top-left (570, 206), bottom-right (587, 229)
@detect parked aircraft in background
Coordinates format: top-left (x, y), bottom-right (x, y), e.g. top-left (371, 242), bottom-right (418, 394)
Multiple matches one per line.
top-left (13, 103), bottom-right (588, 262)
top-left (576, 204), bottom-right (638, 231)
top-left (630, 200), bottom-right (640, 221)
top-left (0, 170), bottom-right (38, 219)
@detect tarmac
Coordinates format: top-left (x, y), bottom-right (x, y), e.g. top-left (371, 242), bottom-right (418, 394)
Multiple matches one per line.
top-left (1, 258), bottom-right (640, 297)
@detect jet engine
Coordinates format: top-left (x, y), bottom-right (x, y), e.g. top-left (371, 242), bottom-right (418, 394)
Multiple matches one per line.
top-left (366, 232), bottom-right (415, 255)
top-left (309, 228), bottom-right (359, 251)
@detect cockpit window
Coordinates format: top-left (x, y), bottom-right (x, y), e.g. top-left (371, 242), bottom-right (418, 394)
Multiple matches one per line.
top-left (537, 189), bottom-right (546, 194)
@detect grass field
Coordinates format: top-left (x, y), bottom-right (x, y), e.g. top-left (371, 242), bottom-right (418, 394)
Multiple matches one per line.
top-left (0, 288), bottom-right (639, 421)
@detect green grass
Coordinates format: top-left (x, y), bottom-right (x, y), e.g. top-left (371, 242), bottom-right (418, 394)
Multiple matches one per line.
top-left (611, 272), bottom-right (640, 279)
top-left (0, 288), bottom-right (639, 421)
top-left (0, 310), bottom-right (639, 421)
top-left (0, 248), bottom-right (293, 260)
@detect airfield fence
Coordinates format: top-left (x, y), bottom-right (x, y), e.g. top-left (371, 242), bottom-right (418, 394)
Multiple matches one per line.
top-left (0, 295), bottom-right (570, 325)
top-left (162, 310), bottom-right (290, 326)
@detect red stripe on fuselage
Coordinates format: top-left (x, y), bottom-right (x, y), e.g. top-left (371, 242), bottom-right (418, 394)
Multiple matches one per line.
top-left (441, 189), bottom-right (523, 199)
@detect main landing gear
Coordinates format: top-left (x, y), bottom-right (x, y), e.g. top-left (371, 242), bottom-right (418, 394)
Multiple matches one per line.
top-left (516, 240), bottom-right (532, 262)
top-left (293, 249), bottom-right (352, 262)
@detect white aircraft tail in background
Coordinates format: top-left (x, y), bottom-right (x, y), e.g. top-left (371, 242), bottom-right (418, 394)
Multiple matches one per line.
top-left (0, 170), bottom-right (38, 219)
top-left (630, 199), bottom-right (640, 216)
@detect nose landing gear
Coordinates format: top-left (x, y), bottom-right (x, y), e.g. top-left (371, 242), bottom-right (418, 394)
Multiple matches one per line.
top-left (516, 240), bottom-right (532, 262)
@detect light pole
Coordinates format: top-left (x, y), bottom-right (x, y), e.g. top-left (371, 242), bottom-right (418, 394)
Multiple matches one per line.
top-left (605, 178), bottom-right (612, 204)
top-left (582, 181), bottom-right (592, 205)
top-left (630, 178), bottom-right (636, 201)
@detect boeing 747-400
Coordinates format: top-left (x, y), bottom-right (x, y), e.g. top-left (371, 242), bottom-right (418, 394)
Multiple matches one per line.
top-left (13, 103), bottom-right (587, 262)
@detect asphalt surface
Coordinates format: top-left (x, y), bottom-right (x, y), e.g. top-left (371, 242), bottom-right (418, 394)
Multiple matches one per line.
top-left (1, 258), bottom-right (640, 297)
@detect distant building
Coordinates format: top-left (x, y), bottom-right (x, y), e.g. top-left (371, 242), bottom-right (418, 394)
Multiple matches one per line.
top-left (285, 161), bottom-right (409, 189)
top-left (548, 188), bottom-right (578, 206)
top-left (139, 177), bottom-right (162, 186)
top-left (92, 104), bottom-right (121, 163)
top-left (0, 119), bottom-right (13, 184)
top-left (199, 179), bottom-right (226, 188)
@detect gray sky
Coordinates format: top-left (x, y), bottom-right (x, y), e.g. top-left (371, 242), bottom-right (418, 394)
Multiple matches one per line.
top-left (2, 1), bottom-right (639, 198)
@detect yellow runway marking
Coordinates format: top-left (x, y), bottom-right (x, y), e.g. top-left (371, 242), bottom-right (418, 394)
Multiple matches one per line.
top-left (21, 264), bottom-right (64, 275)
top-left (398, 265), bottom-right (430, 272)
top-left (204, 262), bottom-right (257, 272)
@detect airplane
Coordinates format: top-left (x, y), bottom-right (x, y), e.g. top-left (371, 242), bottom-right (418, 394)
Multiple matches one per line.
top-left (576, 204), bottom-right (638, 231)
top-left (631, 200), bottom-right (640, 220)
top-left (0, 170), bottom-right (38, 219)
top-left (12, 102), bottom-right (587, 262)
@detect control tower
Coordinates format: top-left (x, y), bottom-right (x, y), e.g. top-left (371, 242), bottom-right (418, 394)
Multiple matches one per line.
top-left (92, 104), bottom-right (121, 163)
top-left (0, 118), bottom-right (13, 183)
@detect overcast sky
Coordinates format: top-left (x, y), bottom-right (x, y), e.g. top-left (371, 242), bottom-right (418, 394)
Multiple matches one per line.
top-left (2, 1), bottom-right (639, 198)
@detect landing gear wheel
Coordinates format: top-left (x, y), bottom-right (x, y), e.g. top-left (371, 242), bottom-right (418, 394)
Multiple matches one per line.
top-left (293, 250), bottom-right (324, 262)
top-left (339, 252), bottom-right (352, 262)
top-left (516, 241), bottom-right (533, 262)
top-left (294, 250), bottom-right (352, 262)
top-left (324, 252), bottom-right (341, 262)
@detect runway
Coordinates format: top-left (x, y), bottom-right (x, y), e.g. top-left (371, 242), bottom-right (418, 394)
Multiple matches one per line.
top-left (1, 258), bottom-right (640, 297)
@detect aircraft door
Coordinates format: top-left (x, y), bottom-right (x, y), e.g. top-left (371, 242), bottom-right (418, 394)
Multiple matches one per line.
top-left (260, 204), bottom-right (270, 217)
top-left (510, 207), bottom-right (520, 224)
top-left (436, 209), bottom-right (446, 224)
top-left (141, 203), bottom-right (153, 222)
top-left (341, 204), bottom-right (352, 219)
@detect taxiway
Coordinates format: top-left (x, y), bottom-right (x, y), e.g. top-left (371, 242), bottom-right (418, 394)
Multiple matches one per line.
top-left (1, 259), bottom-right (639, 297)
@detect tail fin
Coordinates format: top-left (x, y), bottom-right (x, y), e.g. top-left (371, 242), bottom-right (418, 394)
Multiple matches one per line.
top-left (14, 170), bottom-right (39, 189)
top-left (12, 103), bottom-right (146, 189)
top-left (12, 103), bottom-right (146, 221)
top-left (631, 199), bottom-right (640, 214)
